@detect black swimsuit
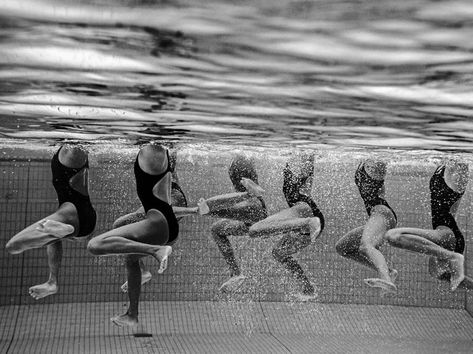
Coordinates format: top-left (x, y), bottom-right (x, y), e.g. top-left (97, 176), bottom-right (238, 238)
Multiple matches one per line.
top-left (430, 165), bottom-right (464, 253)
top-left (51, 148), bottom-right (97, 237)
top-left (282, 163), bottom-right (325, 231)
top-left (355, 162), bottom-right (397, 221)
top-left (134, 152), bottom-right (179, 244)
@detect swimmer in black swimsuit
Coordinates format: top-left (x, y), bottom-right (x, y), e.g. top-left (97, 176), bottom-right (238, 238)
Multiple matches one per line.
top-left (248, 152), bottom-right (322, 301)
top-left (385, 159), bottom-right (473, 291)
top-left (87, 144), bottom-right (195, 330)
top-left (116, 148), bottom-right (193, 293)
top-left (335, 159), bottom-right (398, 295)
top-left (197, 154), bottom-right (268, 293)
top-left (5, 145), bottom-right (96, 300)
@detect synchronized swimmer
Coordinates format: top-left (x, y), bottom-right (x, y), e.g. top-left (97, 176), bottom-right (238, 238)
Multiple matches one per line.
top-left (6, 145), bottom-right (96, 300)
top-left (4, 145), bottom-right (471, 330)
top-left (336, 159), bottom-right (399, 295)
top-left (115, 148), bottom-right (192, 294)
top-left (385, 159), bottom-right (473, 291)
top-left (249, 152), bottom-right (323, 300)
top-left (196, 154), bottom-right (267, 292)
top-left (87, 144), bottom-right (179, 328)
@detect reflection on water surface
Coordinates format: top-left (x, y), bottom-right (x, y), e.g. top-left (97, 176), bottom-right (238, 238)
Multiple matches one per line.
top-left (1, 0), bottom-right (473, 152)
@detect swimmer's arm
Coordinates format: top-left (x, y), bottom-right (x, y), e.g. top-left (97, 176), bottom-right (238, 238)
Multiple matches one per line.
top-left (204, 192), bottom-right (253, 210)
top-left (173, 206), bottom-right (199, 218)
top-left (113, 207), bottom-right (146, 228)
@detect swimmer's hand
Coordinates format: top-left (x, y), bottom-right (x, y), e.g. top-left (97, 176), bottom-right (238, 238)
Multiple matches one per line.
top-left (197, 198), bottom-right (210, 215)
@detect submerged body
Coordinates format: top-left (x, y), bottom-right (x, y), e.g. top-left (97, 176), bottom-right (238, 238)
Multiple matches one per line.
top-left (198, 154), bottom-right (268, 292)
top-left (249, 152), bottom-right (322, 300)
top-left (336, 159), bottom-right (398, 295)
top-left (385, 160), bottom-right (472, 291)
top-left (87, 144), bottom-right (181, 330)
top-left (5, 145), bottom-right (97, 300)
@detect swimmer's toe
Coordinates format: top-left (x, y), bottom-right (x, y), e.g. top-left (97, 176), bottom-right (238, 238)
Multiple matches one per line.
top-left (111, 314), bottom-right (138, 328)
top-left (28, 282), bottom-right (58, 300)
top-left (155, 246), bottom-right (172, 274)
top-left (364, 278), bottom-right (397, 295)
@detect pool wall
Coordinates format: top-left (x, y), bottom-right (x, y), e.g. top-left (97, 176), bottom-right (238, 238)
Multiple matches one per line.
top-left (0, 148), bottom-right (471, 311)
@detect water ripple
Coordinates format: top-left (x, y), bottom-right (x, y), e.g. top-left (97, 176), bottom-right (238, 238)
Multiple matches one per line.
top-left (0, 0), bottom-right (472, 152)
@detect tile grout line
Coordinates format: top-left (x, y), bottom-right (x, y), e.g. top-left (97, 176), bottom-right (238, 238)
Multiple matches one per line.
top-left (6, 164), bottom-right (31, 354)
top-left (259, 302), bottom-right (292, 353)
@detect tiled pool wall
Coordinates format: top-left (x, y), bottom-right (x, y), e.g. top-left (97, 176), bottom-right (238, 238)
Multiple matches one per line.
top-left (0, 148), bottom-right (471, 311)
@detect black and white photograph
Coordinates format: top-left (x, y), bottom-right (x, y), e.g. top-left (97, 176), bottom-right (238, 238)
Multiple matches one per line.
top-left (0, 0), bottom-right (472, 353)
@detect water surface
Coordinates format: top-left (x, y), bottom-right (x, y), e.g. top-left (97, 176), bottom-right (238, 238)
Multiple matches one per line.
top-left (1, 0), bottom-right (473, 152)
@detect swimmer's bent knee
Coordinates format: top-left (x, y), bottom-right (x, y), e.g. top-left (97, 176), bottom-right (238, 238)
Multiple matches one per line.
top-left (384, 229), bottom-right (400, 243)
top-left (210, 223), bottom-right (225, 238)
top-left (87, 238), bottom-right (102, 255)
top-left (335, 239), bottom-right (354, 257)
top-left (334, 240), bottom-right (346, 256)
top-left (248, 224), bottom-right (263, 238)
top-left (272, 248), bottom-right (286, 262)
top-left (5, 239), bottom-right (22, 254)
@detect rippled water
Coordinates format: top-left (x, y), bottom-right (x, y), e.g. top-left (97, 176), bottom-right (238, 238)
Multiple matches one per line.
top-left (1, 0), bottom-right (473, 152)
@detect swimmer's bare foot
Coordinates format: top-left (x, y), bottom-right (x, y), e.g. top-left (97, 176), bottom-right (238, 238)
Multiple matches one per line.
top-left (308, 217), bottom-right (321, 243)
top-left (197, 198), bottom-right (210, 215)
top-left (449, 254), bottom-right (465, 291)
top-left (364, 278), bottom-right (397, 295)
top-left (219, 275), bottom-right (246, 293)
top-left (111, 312), bottom-right (138, 328)
top-left (294, 283), bottom-right (317, 302)
top-left (36, 219), bottom-right (74, 238)
top-left (120, 270), bottom-right (153, 294)
top-left (153, 246), bottom-right (172, 274)
top-left (29, 281), bottom-right (58, 300)
top-left (121, 270), bottom-right (152, 293)
top-left (240, 178), bottom-right (265, 197)
top-left (380, 269), bottom-right (398, 297)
